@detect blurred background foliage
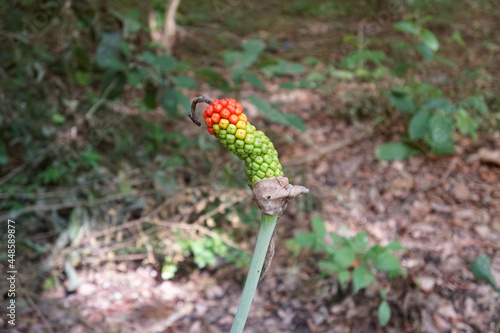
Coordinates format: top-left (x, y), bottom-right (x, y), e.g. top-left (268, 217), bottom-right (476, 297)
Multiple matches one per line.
top-left (0, 0), bottom-right (499, 327)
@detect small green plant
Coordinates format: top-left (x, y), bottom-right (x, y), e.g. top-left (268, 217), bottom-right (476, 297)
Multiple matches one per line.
top-left (288, 216), bottom-right (406, 327)
top-left (470, 254), bottom-right (499, 293)
top-left (377, 82), bottom-right (489, 160)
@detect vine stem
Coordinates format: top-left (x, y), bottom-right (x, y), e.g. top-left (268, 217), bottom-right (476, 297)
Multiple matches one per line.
top-left (230, 214), bottom-right (278, 333)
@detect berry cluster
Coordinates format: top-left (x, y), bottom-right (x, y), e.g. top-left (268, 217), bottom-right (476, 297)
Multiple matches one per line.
top-left (202, 98), bottom-right (284, 187)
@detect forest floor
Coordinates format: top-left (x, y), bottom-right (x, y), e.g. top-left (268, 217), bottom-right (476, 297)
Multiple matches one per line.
top-left (4, 3), bottom-right (500, 332)
top-left (11, 84), bottom-right (500, 333)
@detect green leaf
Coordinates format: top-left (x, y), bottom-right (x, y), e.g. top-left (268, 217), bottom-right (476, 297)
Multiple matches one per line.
top-left (391, 62), bottom-right (413, 77)
top-left (394, 21), bottom-right (420, 35)
top-left (420, 29), bottom-right (439, 51)
top-left (462, 96), bottom-right (488, 114)
top-left (351, 231), bottom-right (369, 251)
top-left (95, 32), bottom-right (122, 69)
top-left (241, 39), bottom-right (266, 68)
top-left (373, 251), bottom-right (400, 271)
top-left (154, 55), bottom-right (176, 72)
top-left (470, 255), bottom-right (499, 292)
top-left (161, 88), bottom-right (178, 116)
top-left (318, 260), bottom-right (340, 274)
top-left (52, 113), bottom-right (65, 124)
top-left (69, 208), bottom-right (83, 242)
top-left (334, 247), bottom-right (356, 269)
top-left (173, 76), bottom-right (197, 89)
top-left (341, 50), bottom-right (386, 70)
top-left (378, 300), bottom-right (391, 327)
top-left (280, 80), bottom-right (316, 89)
top-left (388, 267), bottom-right (406, 280)
top-left (74, 71), bottom-right (91, 86)
top-left (261, 60), bottom-right (306, 77)
top-left (144, 87), bottom-right (157, 110)
top-left (248, 96), bottom-right (306, 131)
top-left (386, 241), bottom-right (406, 251)
top-left (0, 141), bottom-right (8, 166)
top-left (294, 232), bottom-right (316, 248)
top-left (455, 108), bottom-right (479, 139)
top-left (429, 114), bottom-right (454, 154)
top-left (376, 142), bottom-right (418, 161)
top-left (409, 109), bottom-right (431, 140)
top-left (283, 114), bottom-right (306, 132)
top-left (434, 55), bottom-right (458, 68)
top-left (175, 90), bottom-right (191, 113)
top-left (338, 271), bottom-right (351, 283)
top-left (195, 68), bottom-right (231, 93)
top-left (420, 98), bottom-right (455, 115)
top-left (390, 88), bottom-right (415, 113)
top-left (161, 263), bottom-right (178, 280)
top-left (244, 73), bottom-right (266, 90)
top-left (415, 43), bottom-right (434, 62)
top-left (353, 265), bottom-right (375, 293)
top-left (311, 216), bottom-right (326, 237)
top-left (100, 70), bottom-right (127, 99)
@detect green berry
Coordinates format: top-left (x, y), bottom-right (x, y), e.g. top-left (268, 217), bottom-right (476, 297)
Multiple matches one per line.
top-left (226, 134), bottom-right (236, 144)
top-left (227, 124), bottom-right (237, 134)
top-left (256, 170), bottom-right (266, 179)
top-left (219, 129), bottom-right (227, 139)
top-left (244, 134), bottom-right (255, 144)
top-left (255, 156), bottom-right (264, 164)
top-left (235, 139), bottom-right (245, 149)
top-left (244, 144), bottom-right (254, 154)
top-left (260, 163), bottom-right (269, 172)
top-left (266, 169), bottom-right (275, 177)
top-left (253, 148), bottom-right (262, 156)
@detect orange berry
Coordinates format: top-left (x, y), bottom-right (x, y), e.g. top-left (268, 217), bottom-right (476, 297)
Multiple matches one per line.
top-left (220, 108), bottom-right (231, 119)
top-left (234, 106), bottom-right (243, 116)
top-left (229, 114), bottom-right (239, 124)
top-left (238, 114), bottom-right (247, 122)
top-left (205, 117), bottom-right (213, 127)
top-left (212, 113), bottom-right (221, 124)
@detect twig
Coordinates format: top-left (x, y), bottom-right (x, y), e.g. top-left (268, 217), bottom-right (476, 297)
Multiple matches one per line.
top-left (18, 283), bottom-right (56, 333)
top-left (195, 190), bottom-right (251, 223)
top-left (282, 121), bottom-right (377, 166)
top-left (152, 220), bottom-right (241, 250)
top-left (0, 163), bottom-right (26, 186)
top-left (189, 96), bottom-right (214, 126)
top-left (85, 79), bottom-right (117, 119)
top-left (0, 193), bottom-right (136, 221)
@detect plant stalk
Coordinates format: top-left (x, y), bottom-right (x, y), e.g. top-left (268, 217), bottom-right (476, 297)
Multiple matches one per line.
top-left (230, 214), bottom-right (278, 333)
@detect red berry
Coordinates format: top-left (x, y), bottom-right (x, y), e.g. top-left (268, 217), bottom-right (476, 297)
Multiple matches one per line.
top-left (206, 106), bottom-right (214, 117)
top-left (203, 110), bottom-right (208, 118)
top-left (220, 99), bottom-right (228, 106)
top-left (229, 114), bottom-right (239, 124)
top-left (205, 117), bottom-right (213, 127)
top-left (227, 104), bottom-right (235, 113)
top-left (214, 103), bottom-right (223, 112)
top-left (234, 106), bottom-right (242, 116)
top-left (220, 108), bottom-right (231, 119)
top-left (208, 128), bottom-right (215, 135)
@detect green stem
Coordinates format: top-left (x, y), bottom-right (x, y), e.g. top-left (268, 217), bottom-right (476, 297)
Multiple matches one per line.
top-left (230, 214), bottom-right (278, 333)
